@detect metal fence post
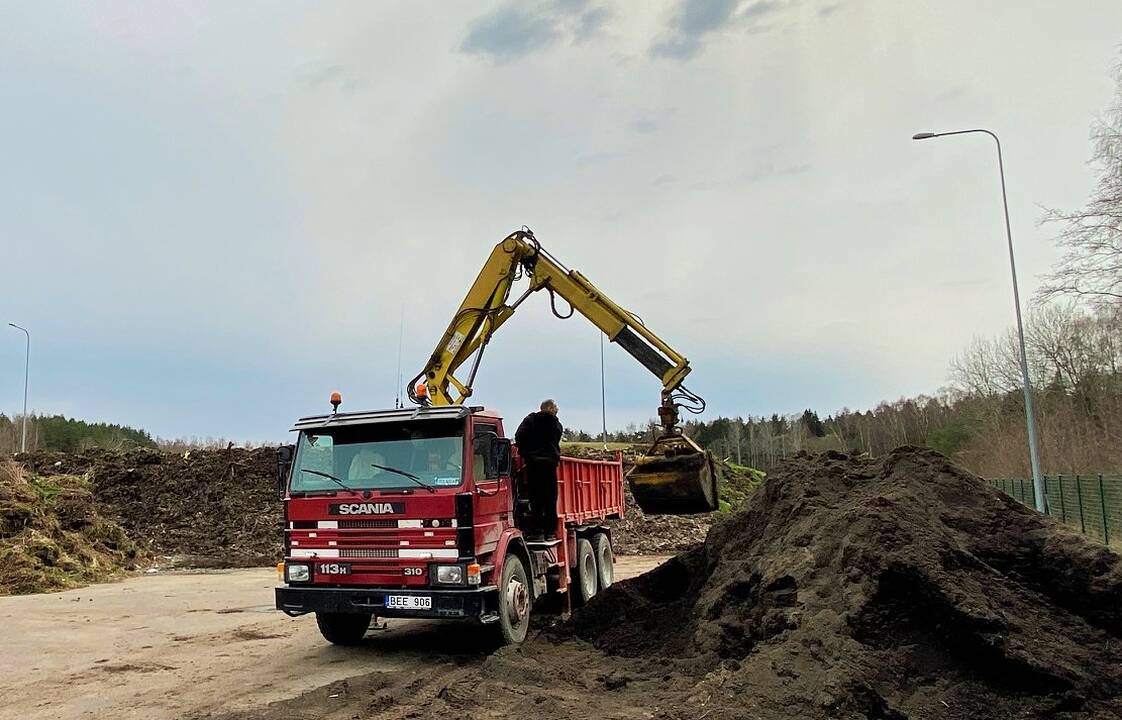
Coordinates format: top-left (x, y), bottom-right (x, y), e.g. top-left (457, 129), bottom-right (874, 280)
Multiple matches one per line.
top-left (1018, 477), bottom-right (1024, 504)
top-left (1074, 474), bottom-right (1086, 534)
top-left (1043, 475), bottom-right (1050, 516)
top-left (1100, 474), bottom-right (1109, 545)
top-left (1058, 475), bottom-right (1066, 524)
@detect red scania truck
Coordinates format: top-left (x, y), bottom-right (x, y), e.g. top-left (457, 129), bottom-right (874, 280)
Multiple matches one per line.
top-left (275, 230), bottom-right (718, 645)
top-left (274, 404), bottom-right (624, 645)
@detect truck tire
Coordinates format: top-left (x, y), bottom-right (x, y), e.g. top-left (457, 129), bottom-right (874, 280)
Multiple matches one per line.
top-left (315, 612), bottom-right (371, 646)
top-left (573, 538), bottom-right (598, 606)
top-left (496, 555), bottom-right (532, 645)
top-left (593, 532), bottom-right (613, 590)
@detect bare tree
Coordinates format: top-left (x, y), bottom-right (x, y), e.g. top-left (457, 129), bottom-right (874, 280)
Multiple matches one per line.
top-left (950, 333), bottom-right (1023, 397)
top-left (724, 418), bottom-right (743, 464)
top-left (1039, 61), bottom-right (1122, 306)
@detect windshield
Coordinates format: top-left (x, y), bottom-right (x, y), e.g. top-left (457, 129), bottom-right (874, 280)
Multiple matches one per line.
top-left (290, 419), bottom-right (465, 493)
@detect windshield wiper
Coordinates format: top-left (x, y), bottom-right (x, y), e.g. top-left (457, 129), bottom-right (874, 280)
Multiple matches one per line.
top-left (370, 463), bottom-right (436, 493)
top-left (299, 468), bottom-right (358, 495)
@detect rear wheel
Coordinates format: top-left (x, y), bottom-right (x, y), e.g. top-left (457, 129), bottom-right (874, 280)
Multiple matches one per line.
top-left (573, 538), bottom-right (598, 606)
top-left (496, 555), bottom-right (531, 645)
top-left (593, 533), bottom-right (614, 590)
top-left (315, 612), bottom-right (371, 645)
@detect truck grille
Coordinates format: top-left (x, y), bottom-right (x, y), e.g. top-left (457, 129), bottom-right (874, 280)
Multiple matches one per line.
top-left (340, 548), bottom-right (399, 559)
top-left (339, 519), bottom-right (397, 529)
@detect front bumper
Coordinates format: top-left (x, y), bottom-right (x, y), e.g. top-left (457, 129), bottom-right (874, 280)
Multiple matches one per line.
top-left (275, 585), bottom-right (497, 619)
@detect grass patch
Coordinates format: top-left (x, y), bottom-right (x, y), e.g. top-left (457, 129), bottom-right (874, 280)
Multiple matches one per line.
top-left (718, 462), bottom-right (765, 509)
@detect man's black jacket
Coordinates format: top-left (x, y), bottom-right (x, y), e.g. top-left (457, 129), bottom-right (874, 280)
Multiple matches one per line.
top-left (515, 411), bottom-right (563, 463)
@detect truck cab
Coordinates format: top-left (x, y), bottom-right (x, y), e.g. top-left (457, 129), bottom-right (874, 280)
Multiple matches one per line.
top-left (274, 405), bottom-right (623, 645)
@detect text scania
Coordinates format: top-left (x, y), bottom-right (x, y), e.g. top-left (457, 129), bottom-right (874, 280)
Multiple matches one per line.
top-left (333, 502), bottom-right (402, 515)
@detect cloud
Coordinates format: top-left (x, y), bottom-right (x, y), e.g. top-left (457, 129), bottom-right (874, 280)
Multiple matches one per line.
top-left (651, 0), bottom-right (784, 60)
top-left (575, 150), bottom-right (623, 167)
top-left (460, 0), bottom-right (612, 62)
top-left (697, 160), bottom-right (810, 188)
top-left (296, 63), bottom-right (361, 93)
top-left (742, 0), bottom-right (781, 19)
top-left (460, 6), bottom-right (562, 62)
top-left (574, 5), bottom-right (613, 43)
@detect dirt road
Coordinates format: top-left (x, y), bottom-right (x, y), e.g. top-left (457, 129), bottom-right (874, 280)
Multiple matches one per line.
top-left (1, 556), bottom-right (669, 720)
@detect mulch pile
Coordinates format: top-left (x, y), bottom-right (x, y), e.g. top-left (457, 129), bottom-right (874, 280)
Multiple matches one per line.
top-left (12, 444), bottom-right (748, 575)
top-left (21, 447), bottom-right (282, 568)
top-left (231, 446), bottom-right (1122, 720)
top-left (0, 460), bottom-right (142, 595)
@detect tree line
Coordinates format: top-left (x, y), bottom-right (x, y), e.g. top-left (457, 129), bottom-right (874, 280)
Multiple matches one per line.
top-left (567, 302), bottom-right (1122, 478)
top-left (0, 414), bottom-right (157, 454)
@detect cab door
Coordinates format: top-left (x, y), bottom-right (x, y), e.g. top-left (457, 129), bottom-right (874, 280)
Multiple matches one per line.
top-left (468, 418), bottom-right (513, 557)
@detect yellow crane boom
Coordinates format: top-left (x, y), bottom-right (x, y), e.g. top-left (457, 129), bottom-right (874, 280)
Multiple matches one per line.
top-left (407, 228), bottom-right (717, 515)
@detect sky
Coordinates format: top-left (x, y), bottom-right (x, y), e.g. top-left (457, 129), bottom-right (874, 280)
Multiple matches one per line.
top-left (1, 0), bottom-right (1121, 443)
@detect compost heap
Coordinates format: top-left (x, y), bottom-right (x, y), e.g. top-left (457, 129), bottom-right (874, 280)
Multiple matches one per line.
top-left (0, 460), bottom-right (142, 595)
top-left (271, 446), bottom-right (1122, 720)
top-left (22, 447), bottom-right (282, 568)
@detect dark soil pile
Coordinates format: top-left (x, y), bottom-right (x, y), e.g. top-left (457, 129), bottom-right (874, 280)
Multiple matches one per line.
top-left (0, 460), bottom-right (142, 594)
top-left (21, 448), bottom-right (282, 567)
top-left (565, 447), bottom-right (1122, 718)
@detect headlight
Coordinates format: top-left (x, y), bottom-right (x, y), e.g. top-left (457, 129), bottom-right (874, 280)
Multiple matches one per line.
top-left (435, 565), bottom-right (464, 584)
top-left (285, 562), bottom-right (310, 582)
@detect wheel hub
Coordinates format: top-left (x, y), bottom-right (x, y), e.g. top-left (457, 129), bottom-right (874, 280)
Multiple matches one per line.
top-left (506, 577), bottom-right (529, 622)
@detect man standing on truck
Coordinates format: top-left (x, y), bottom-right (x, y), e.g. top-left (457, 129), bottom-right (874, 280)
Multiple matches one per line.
top-left (515, 399), bottom-right (563, 541)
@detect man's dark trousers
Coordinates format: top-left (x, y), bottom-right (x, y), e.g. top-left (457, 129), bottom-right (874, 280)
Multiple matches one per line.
top-left (526, 459), bottom-right (559, 539)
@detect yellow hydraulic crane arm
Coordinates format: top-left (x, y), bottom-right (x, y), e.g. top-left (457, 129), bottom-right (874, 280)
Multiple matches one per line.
top-left (407, 228), bottom-right (705, 438)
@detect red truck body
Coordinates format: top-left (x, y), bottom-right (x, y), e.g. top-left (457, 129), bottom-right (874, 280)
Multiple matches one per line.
top-left (275, 405), bottom-right (623, 642)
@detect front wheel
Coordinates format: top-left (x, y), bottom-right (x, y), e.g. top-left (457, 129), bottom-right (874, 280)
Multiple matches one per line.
top-left (315, 612), bottom-right (371, 645)
top-left (496, 555), bottom-right (532, 645)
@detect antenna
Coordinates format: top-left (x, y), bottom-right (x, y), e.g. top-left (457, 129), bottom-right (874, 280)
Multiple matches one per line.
top-left (395, 305), bottom-right (404, 409)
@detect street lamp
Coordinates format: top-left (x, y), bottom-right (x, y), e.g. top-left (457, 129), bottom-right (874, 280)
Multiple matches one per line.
top-left (8, 323), bottom-right (30, 454)
top-left (912, 129), bottom-right (1046, 513)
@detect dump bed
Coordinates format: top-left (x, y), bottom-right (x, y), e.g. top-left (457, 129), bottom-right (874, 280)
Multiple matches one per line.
top-left (514, 450), bottom-right (625, 524)
top-left (557, 452), bottom-right (625, 523)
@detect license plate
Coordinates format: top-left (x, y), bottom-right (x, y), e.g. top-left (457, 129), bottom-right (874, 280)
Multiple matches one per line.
top-left (385, 595), bottom-right (432, 610)
top-left (317, 563), bottom-right (352, 575)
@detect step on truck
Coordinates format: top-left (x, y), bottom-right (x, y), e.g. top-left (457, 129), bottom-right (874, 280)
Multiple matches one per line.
top-left (274, 403), bottom-right (624, 645)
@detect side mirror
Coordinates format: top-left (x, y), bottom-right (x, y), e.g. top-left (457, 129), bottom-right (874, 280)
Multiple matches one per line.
top-left (276, 444), bottom-right (294, 498)
top-left (492, 438), bottom-right (512, 477)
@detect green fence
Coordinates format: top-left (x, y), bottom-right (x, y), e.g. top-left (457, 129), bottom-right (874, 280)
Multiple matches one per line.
top-left (988, 475), bottom-right (1122, 549)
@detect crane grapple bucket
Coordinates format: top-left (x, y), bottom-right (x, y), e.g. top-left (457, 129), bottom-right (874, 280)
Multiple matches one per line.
top-left (628, 435), bottom-right (718, 515)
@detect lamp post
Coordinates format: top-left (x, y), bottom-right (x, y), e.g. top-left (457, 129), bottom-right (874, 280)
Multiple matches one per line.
top-left (912, 129), bottom-right (1046, 513)
top-left (8, 323), bottom-right (29, 454)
